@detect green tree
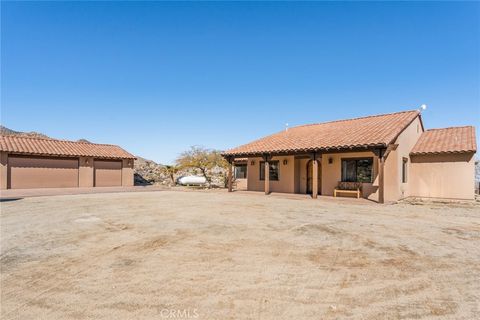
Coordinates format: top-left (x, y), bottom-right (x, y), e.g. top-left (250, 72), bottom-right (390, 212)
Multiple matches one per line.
top-left (176, 146), bottom-right (228, 186)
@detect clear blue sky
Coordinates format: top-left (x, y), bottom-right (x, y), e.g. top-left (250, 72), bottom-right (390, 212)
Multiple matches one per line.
top-left (2, 1), bottom-right (479, 164)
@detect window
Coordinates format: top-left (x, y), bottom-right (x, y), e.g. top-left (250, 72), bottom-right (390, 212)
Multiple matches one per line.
top-left (259, 161), bottom-right (279, 181)
top-left (402, 157), bottom-right (408, 183)
top-left (234, 164), bottom-right (247, 179)
top-left (341, 158), bottom-right (373, 183)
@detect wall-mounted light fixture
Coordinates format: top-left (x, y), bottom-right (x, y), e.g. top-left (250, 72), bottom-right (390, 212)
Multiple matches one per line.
top-left (328, 157), bottom-right (333, 164)
top-left (283, 159), bottom-right (288, 165)
top-left (250, 160), bottom-right (255, 165)
top-left (128, 160), bottom-right (132, 166)
top-left (85, 159), bottom-right (89, 165)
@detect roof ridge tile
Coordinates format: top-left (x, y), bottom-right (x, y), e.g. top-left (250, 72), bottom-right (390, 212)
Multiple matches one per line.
top-left (425, 125), bottom-right (474, 131)
top-left (0, 134), bottom-right (119, 147)
top-left (294, 109), bottom-right (419, 129)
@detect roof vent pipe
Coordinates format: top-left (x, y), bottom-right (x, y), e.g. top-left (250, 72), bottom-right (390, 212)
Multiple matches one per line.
top-left (285, 123), bottom-right (289, 132)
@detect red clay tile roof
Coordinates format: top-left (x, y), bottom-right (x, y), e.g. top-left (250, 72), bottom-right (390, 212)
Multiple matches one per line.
top-left (0, 135), bottom-right (135, 159)
top-left (223, 110), bottom-right (420, 156)
top-left (410, 126), bottom-right (476, 155)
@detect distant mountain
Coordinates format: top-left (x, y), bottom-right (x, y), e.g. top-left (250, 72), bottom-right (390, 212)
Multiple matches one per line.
top-left (0, 125), bottom-right (94, 143)
top-left (0, 125), bottom-right (51, 139)
top-left (0, 126), bottom-right (19, 135)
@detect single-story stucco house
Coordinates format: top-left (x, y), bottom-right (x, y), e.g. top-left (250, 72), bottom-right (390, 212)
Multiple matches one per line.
top-left (0, 135), bottom-right (135, 189)
top-left (222, 110), bottom-right (477, 202)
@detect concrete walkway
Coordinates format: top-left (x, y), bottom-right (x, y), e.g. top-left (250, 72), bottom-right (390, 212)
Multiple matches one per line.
top-left (0, 185), bottom-right (168, 199)
top-left (0, 186), bottom-right (377, 204)
top-left (228, 189), bottom-right (376, 204)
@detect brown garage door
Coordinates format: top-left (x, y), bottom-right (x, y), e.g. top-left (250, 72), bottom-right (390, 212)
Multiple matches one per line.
top-left (8, 156), bottom-right (79, 189)
top-left (94, 160), bottom-right (122, 187)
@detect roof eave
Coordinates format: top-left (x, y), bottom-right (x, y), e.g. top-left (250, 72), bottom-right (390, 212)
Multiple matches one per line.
top-left (222, 143), bottom-right (388, 158)
top-left (387, 111), bottom-right (421, 145)
top-left (410, 150), bottom-right (477, 156)
top-left (3, 151), bottom-right (136, 160)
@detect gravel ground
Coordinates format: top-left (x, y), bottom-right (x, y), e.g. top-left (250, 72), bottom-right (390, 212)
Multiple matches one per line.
top-left (1, 190), bottom-right (479, 319)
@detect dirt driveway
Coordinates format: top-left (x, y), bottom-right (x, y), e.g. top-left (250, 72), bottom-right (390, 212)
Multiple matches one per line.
top-left (1, 191), bottom-right (479, 319)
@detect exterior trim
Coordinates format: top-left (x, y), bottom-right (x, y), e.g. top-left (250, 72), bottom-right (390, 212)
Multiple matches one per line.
top-left (4, 151), bottom-right (133, 160)
top-left (223, 144), bottom-right (386, 159)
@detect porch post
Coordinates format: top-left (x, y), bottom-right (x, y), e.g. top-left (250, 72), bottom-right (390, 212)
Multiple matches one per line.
top-left (227, 158), bottom-right (233, 192)
top-left (264, 160), bottom-right (270, 195)
top-left (378, 150), bottom-right (385, 204)
top-left (312, 159), bottom-right (318, 199)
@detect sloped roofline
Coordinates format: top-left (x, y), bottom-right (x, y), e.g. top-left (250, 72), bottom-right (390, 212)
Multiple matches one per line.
top-left (293, 109), bottom-right (419, 129)
top-left (388, 111), bottom-right (424, 145)
top-left (410, 125), bottom-right (477, 155)
top-left (222, 110), bottom-right (421, 157)
top-left (0, 135), bottom-right (136, 159)
top-left (0, 134), bottom-right (123, 148)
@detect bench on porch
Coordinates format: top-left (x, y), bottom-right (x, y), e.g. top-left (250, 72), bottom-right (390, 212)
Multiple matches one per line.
top-left (334, 182), bottom-right (362, 199)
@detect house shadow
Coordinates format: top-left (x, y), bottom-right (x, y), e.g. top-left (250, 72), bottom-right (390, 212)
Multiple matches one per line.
top-left (134, 173), bottom-right (153, 186)
top-left (0, 198), bottom-right (23, 202)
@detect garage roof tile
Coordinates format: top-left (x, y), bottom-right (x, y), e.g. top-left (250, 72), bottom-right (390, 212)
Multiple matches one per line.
top-left (0, 135), bottom-right (135, 159)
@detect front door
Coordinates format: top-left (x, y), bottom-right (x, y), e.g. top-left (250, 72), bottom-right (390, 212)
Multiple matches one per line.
top-left (306, 160), bottom-right (321, 195)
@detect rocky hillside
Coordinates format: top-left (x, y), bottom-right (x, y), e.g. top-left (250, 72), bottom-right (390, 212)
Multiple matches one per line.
top-left (134, 156), bottom-right (227, 187)
top-left (0, 125), bottom-right (51, 139)
top-left (134, 156), bottom-right (168, 185)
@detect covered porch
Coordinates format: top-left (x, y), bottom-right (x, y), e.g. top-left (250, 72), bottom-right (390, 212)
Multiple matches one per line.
top-left (225, 146), bottom-right (396, 204)
top-left (222, 189), bottom-right (375, 205)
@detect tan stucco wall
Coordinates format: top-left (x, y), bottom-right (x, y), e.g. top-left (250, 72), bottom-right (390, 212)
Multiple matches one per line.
top-left (321, 151), bottom-right (379, 200)
top-left (247, 152), bottom-right (380, 199)
top-left (122, 159), bottom-right (134, 186)
top-left (409, 153), bottom-right (475, 200)
top-left (383, 116), bottom-right (424, 202)
top-left (0, 152), bottom-right (7, 190)
top-left (247, 152), bottom-right (379, 199)
top-left (247, 156), bottom-right (295, 193)
top-left (235, 178), bottom-right (248, 190)
top-left (79, 157), bottom-right (94, 187)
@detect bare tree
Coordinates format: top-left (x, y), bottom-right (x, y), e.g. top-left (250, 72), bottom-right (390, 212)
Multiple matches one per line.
top-left (176, 146), bottom-right (228, 186)
top-left (161, 165), bottom-right (180, 185)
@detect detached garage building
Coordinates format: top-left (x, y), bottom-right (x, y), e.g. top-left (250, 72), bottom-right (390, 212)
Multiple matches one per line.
top-left (0, 135), bottom-right (135, 189)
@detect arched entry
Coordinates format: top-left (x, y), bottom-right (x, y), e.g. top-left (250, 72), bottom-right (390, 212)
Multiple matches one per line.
top-left (306, 159), bottom-right (321, 195)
